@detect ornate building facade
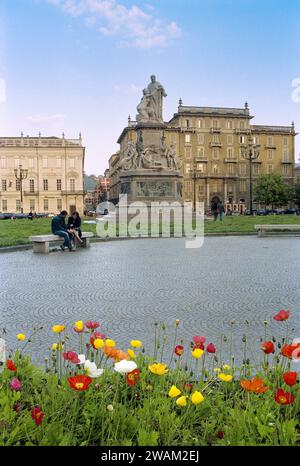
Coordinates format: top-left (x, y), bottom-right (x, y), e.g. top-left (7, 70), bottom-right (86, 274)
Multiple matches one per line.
top-left (0, 133), bottom-right (85, 214)
top-left (109, 102), bottom-right (296, 212)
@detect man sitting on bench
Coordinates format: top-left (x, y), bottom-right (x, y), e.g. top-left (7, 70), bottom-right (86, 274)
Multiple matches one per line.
top-left (51, 210), bottom-right (75, 252)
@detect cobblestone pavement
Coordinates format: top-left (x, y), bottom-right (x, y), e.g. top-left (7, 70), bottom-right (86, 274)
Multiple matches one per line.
top-left (0, 236), bottom-right (300, 364)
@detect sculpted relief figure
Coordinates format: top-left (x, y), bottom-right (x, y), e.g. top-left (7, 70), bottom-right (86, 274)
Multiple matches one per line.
top-left (120, 141), bottom-right (139, 171)
top-left (136, 75), bottom-right (167, 123)
top-left (140, 146), bottom-right (163, 169)
top-left (165, 143), bottom-right (180, 170)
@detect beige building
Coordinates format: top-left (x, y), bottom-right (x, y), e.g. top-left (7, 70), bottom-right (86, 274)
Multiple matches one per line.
top-left (109, 102), bottom-right (297, 212)
top-left (0, 133), bottom-right (85, 214)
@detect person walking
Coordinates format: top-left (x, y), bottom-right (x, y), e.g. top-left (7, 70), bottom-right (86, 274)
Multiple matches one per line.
top-left (211, 199), bottom-right (219, 222)
top-left (51, 210), bottom-right (75, 252)
top-left (217, 201), bottom-right (225, 222)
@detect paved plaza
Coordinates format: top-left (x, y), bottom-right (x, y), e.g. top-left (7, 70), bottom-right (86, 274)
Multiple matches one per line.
top-left (1, 236), bottom-right (300, 363)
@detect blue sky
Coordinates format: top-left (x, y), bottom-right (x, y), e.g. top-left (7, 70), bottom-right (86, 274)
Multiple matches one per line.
top-left (0, 0), bottom-right (299, 174)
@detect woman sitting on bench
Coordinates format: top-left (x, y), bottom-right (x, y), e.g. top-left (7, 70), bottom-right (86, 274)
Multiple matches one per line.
top-left (67, 211), bottom-right (83, 245)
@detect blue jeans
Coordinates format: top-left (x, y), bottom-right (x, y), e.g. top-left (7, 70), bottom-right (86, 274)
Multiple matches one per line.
top-left (54, 230), bottom-right (72, 250)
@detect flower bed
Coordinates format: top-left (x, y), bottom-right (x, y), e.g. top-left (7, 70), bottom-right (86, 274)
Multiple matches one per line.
top-left (1, 311), bottom-right (300, 446)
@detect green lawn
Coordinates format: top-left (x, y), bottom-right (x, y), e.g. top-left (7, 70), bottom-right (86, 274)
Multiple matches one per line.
top-left (0, 215), bottom-right (299, 247)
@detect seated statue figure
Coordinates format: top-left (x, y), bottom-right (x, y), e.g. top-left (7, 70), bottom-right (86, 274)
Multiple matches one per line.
top-left (136, 89), bottom-right (155, 123)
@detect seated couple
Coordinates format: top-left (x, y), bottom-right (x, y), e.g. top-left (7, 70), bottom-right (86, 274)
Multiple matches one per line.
top-left (51, 210), bottom-right (83, 252)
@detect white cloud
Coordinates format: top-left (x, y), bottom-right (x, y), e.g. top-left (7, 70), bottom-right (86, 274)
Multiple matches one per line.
top-left (25, 113), bottom-right (66, 124)
top-left (46, 0), bottom-right (182, 48)
top-left (0, 78), bottom-right (6, 104)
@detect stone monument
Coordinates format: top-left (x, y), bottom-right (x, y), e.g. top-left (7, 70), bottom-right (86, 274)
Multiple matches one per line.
top-left (119, 75), bottom-right (183, 205)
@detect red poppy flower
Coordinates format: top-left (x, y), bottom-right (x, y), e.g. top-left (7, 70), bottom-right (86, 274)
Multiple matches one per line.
top-left (174, 345), bottom-right (184, 356)
top-left (90, 332), bottom-right (107, 348)
top-left (206, 343), bottom-right (216, 354)
top-left (31, 407), bottom-right (44, 426)
top-left (6, 359), bottom-right (17, 371)
top-left (261, 341), bottom-right (275, 354)
top-left (126, 369), bottom-right (141, 387)
top-left (281, 343), bottom-right (300, 360)
top-left (216, 431), bottom-right (224, 439)
top-left (274, 388), bottom-right (294, 405)
top-left (283, 372), bottom-right (297, 387)
top-left (183, 383), bottom-right (193, 392)
top-left (68, 375), bottom-right (93, 391)
top-left (273, 310), bottom-right (290, 321)
top-left (63, 351), bottom-right (80, 364)
top-left (85, 321), bottom-right (100, 330)
top-left (193, 336), bottom-right (206, 346)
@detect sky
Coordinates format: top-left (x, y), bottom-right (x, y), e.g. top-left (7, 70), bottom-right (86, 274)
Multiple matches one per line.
top-left (0, 0), bottom-right (299, 175)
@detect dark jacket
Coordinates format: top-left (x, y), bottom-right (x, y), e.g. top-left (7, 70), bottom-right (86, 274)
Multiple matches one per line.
top-left (67, 216), bottom-right (81, 229)
top-left (51, 215), bottom-right (68, 234)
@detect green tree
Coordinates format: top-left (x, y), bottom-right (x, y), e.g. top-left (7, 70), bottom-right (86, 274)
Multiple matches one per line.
top-left (254, 174), bottom-right (292, 209)
top-left (294, 180), bottom-right (300, 207)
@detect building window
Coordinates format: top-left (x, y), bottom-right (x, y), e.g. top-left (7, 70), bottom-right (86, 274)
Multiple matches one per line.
top-left (44, 199), bottom-right (49, 211)
top-left (2, 200), bottom-right (7, 211)
top-left (197, 147), bottom-right (205, 158)
top-left (198, 119), bottom-right (205, 129)
top-left (282, 165), bottom-right (289, 176)
top-left (212, 149), bottom-right (219, 160)
top-left (240, 135), bottom-right (245, 144)
top-left (283, 137), bottom-right (288, 146)
top-left (57, 179), bottom-right (62, 191)
top-left (212, 119), bottom-right (219, 129)
top-left (197, 163), bottom-right (204, 173)
top-left (70, 179), bottom-right (75, 192)
top-left (228, 163), bottom-right (235, 175)
top-left (227, 135), bottom-right (233, 145)
top-left (185, 147), bottom-right (191, 158)
top-left (29, 179), bottom-right (35, 193)
top-left (185, 119), bottom-right (190, 128)
top-left (227, 148), bottom-right (234, 159)
top-left (15, 159), bottom-right (20, 168)
top-left (253, 164), bottom-right (260, 175)
top-left (253, 136), bottom-right (259, 145)
top-left (267, 149), bottom-right (273, 160)
top-left (2, 179), bottom-right (7, 191)
top-left (227, 120), bottom-right (233, 129)
top-left (57, 199), bottom-right (62, 211)
top-left (29, 158), bottom-right (34, 169)
top-left (42, 158), bottom-right (48, 169)
top-left (239, 164), bottom-right (247, 175)
top-left (282, 149), bottom-right (289, 162)
top-left (212, 134), bottom-right (219, 143)
top-left (69, 158), bottom-right (75, 168)
top-left (197, 134), bottom-right (204, 144)
top-left (16, 200), bottom-right (21, 212)
top-left (267, 164), bottom-right (273, 174)
top-left (212, 165), bottom-right (218, 175)
top-left (1, 157), bottom-right (6, 169)
top-left (185, 181), bottom-right (192, 193)
top-left (43, 179), bottom-right (48, 191)
top-left (240, 121), bottom-right (245, 129)
top-left (185, 163), bottom-right (191, 174)
top-left (56, 157), bottom-right (62, 168)
top-left (198, 183), bottom-right (205, 194)
top-left (16, 179), bottom-right (21, 191)
top-left (267, 136), bottom-right (273, 146)
top-left (185, 134), bottom-right (191, 144)
top-left (240, 180), bottom-right (246, 192)
top-left (30, 199), bottom-right (35, 211)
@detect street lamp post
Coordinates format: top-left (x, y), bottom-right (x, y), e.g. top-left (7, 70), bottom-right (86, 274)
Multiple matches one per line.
top-left (14, 164), bottom-right (28, 214)
top-left (190, 159), bottom-right (198, 212)
top-left (240, 135), bottom-right (260, 215)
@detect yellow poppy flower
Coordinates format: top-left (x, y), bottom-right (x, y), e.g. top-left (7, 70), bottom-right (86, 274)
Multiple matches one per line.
top-left (169, 385), bottom-right (181, 398)
top-left (105, 339), bottom-right (116, 348)
top-left (218, 373), bottom-right (233, 382)
top-left (52, 325), bottom-right (65, 334)
top-left (214, 367), bottom-right (221, 373)
top-left (17, 333), bottom-right (26, 341)
top-left (148, 363), bottom-right (168, 375)
top-left (94, 338), bottom-right (104, 349)
top-left (176, 396), bottom-right (187, 407)
top-left (192, 348), bottom-right (204, 359)
top-left (74, 320), bottom-right (84, 332)
top-left (128, 349), bottom-right (136, 359)
top-left (191, 391), bottom-right (204, 404)
top-left (130, 340), bottom-right (142, 348)
top-left (223, 364), bottom-right (231, 371)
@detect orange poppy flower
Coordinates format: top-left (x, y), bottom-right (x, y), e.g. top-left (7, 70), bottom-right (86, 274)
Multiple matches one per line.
top-left (281, 343), bottom-right (300, 360)
top-left (126, 369), bottom-right (141, 387)
top-left (104, 346), bottom-right (130, 361)
top-left (240, 377), bottom-right (269, 393)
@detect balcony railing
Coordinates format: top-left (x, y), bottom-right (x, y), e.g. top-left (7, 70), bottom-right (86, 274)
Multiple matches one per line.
top-left (24, 191), bottom-right (39, 196)
top-left (61, 190), bottom-right (85, 195)
top-left (195, 156), bottom-right (208, 162)
top-left (210, 142), bottom-right (222, 148)
top-left (224, 158), bottom-right (238, 163)
top-left (210, 127), bottom-right (221, 133)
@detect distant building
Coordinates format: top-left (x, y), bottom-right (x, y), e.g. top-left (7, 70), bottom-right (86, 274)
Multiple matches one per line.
top-left (0, 133), bottom-right (85, 214)
top-left (295, 163), bottom-right (300, 181)
top-left (108, 102), bottom-right (297, 211)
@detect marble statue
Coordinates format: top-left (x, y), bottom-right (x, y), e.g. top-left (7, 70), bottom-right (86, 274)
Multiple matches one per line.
top-left (136, 75), bottom-right (167, 123)
top-left (120, 141), bottom-right (139, 170)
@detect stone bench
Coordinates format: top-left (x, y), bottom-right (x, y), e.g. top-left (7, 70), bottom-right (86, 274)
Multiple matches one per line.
top-left (29, 232), bottom-right (94, 253)
top-left (255, 224), bottom-right (300, 237)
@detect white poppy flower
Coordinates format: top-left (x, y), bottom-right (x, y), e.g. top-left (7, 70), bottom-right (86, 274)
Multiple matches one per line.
top-left (114, 360), bottom-right (137, 374)
top-left (84, 359), bottom-right (104, 378)
top-left (77, 354), bottom-right (86, 364)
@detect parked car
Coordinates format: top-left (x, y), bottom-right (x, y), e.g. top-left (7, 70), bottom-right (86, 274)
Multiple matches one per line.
top-left (256, 209), bottom-right (269, 216)
top-left (97, 202), bottom-right (109, 216)
top-left (244, 209), bottom-right (257, 215)
top-left (284, 208), bottom-right (297, 215)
